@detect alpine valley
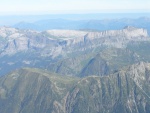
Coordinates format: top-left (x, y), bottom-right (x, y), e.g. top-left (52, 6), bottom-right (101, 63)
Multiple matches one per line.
top-left (0, 19), bottom-right (150, 113)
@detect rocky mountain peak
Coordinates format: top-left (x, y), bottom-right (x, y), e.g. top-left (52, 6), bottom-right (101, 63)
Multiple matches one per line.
top-left (123, 26), bottom-right (148, 37)
top-left (0, 26), bottom-right (19, 38)
top-left (127, 61), bottom-right (150, 76)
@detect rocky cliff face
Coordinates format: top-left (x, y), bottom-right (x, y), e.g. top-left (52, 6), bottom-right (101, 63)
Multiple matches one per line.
top-left (0, 62), bottom-right (150, 113)
top-left (0, 27), bottom-right (58, 55)
top-left (0, 26), bottom-right (148, 56)
top-left (0, 26), bottom-right (149, 76)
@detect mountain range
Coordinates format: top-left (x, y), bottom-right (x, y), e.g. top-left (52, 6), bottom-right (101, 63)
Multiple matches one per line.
top-left (0, 26), bottom-right (149, 76)
top-left (0, 62), bottom-right (150, 113)
top-left (0, 23), bottom-right (150, 113)
top-left (13, 17), bottom-right (150, 35)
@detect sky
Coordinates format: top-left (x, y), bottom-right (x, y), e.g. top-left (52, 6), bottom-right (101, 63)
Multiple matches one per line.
top-left (0, 0), bottom-right (149, 15)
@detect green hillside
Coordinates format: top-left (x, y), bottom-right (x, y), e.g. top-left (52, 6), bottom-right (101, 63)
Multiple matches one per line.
top-left (0, 62), bottom-right (150, 113)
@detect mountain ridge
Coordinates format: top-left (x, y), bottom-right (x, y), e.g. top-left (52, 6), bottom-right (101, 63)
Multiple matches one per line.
top-left (0, 26), bottom-right (148, 56)
top-left (0, 62), bottom-right (150, 113)
top-left (12, 17), bottom-right (150, 35)
top-left (0, 26), bottom-right (149, 76)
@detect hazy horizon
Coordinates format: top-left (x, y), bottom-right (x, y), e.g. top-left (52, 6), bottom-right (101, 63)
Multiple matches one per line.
top-left (0, 0), bottom-right (149, 15)
top-left (0, 13), bottom-right (150, 26)
top-left (0, 0), bottom-right (149, 26)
